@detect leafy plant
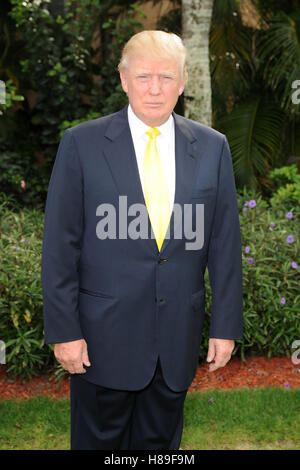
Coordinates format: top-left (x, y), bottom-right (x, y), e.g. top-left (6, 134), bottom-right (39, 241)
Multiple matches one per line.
top-left (0, 79), bottom-right (24, 114)
top-left (0, 202), bottom-right (52, 378)
top-left (0, 149), bottom-right (49, 210)
top-left (217, 96), bottom-right (285, 190)
top-left (200, 187), bottom-right (300, 360)
top-left (212, 2), bottom-right (300, 191)
top-left (9, 0), bottom-right (98, 164)
top-left (269, 164), bottom-right (300, 208)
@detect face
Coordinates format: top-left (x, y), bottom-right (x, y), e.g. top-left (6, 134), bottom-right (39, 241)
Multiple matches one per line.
top-left (120, 55), bottom-right (185, 127)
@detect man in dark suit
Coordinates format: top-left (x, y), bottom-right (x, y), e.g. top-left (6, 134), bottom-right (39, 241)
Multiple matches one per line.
top-left (41, 30), bottom-right (243, 450)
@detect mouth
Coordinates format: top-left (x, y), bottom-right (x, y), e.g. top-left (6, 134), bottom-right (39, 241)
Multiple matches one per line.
top-left (144, 103), bottom-right (162, 107)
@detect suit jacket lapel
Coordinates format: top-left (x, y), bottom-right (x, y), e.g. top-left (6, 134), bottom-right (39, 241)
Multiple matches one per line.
top-left (102, 105), bottom-right (158, 253)
top-left (102, 105), bottom-right (145, 206)
top-left (160, 112), bottom-right (198, 254)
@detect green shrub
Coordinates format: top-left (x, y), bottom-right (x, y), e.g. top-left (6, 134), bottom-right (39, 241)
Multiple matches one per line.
top-left (201, 187), bottom-right (300, 359)
top-left (0, 201), bottom-right (52, 378)
top-left (269, 164), bottom-right (300, 208)
top-left (240, 188), bottom-right (299, 357)
top-left (0, 79), bottom-right (24, 114)
top-left (1, 1), bottom-right (145, 209)
top-left (0, 151), bottom-right (49, 210)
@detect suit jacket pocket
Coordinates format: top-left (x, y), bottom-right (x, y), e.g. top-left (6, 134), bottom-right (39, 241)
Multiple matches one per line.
top-left (79, 287), bottom-right (114, 299)
top-left (191, 188), bottom-right (216, 199)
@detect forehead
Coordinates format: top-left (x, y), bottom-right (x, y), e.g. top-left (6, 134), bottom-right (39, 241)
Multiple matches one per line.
top-left (128, 55), bottom-right (180, 74)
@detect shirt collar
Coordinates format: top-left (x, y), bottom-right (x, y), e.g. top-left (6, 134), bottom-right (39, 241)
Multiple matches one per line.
top-left (128, 104), bottom-right (174, 140)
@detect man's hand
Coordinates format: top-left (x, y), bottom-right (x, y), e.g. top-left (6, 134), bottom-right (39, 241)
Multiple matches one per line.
top-left (54, 339), bottom-right (91, 374)
top-left (206, 338), bottom-right (235, 372)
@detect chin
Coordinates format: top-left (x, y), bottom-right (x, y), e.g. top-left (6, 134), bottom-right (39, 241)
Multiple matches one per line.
top-left (143, 110), bottom-right (168, 126)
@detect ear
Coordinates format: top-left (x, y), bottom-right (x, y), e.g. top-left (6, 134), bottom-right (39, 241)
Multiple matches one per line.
top-left (119, 69), bottom-right (128, 94)
top-left (178, 71), bottom-right (188, 96)
top-left (178, 83), bottom-right (185, 96)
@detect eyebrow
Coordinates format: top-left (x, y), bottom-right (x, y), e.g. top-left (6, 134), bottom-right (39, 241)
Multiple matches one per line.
top-left (134, 71), bottom-right (177, 77)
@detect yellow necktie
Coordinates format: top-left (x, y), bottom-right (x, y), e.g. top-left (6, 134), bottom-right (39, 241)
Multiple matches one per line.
top-left (143, 127), bottom-right (171, 251)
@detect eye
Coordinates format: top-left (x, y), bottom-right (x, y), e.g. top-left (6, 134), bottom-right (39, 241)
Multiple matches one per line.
top-left (137, 75), bottom-right (149, 82)
top-left (162, 76), bottom-right (173, 82)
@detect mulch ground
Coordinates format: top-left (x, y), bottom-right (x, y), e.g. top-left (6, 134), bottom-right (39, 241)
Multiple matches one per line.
top-left (0, 356), bottom-right (299, 400)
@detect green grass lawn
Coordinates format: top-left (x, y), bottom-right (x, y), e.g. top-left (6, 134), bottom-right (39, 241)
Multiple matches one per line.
top-left (0, 387), bottom-right (299, 450)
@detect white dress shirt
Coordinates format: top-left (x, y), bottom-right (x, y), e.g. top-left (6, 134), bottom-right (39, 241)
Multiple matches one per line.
top-left (127, 104), bottom-right (176, 209)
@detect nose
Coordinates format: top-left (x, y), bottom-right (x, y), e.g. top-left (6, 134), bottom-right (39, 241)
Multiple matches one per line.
top-left (149, 76), bottom-right (161, 95)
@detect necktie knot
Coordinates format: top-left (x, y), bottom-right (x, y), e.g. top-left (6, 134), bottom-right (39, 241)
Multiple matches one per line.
top-left (146, 127), bottom-right (161, 140)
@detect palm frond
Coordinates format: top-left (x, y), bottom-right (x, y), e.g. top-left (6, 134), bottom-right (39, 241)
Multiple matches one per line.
top-left (216, 96), bottom-right (286, 189)
top-left (210, 0), bottom-right (254, 101)
top-left (256, 11), bottom-right (300, 112)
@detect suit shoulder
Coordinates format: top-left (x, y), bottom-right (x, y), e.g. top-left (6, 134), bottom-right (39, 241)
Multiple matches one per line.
top-left (64, 110), bottom-right (119, 139)
top-left (174, 113), bottom-right (226, 143)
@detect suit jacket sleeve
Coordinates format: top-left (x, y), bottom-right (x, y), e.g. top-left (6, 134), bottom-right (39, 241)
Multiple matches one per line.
top-left (41, 129), bottom-right (84, 344)
top-left (207, 136), bottom-right (243, 340)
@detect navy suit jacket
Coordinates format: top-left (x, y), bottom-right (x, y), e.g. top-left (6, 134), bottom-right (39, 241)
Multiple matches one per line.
top-left (41, 104), bottom-right (243, 392)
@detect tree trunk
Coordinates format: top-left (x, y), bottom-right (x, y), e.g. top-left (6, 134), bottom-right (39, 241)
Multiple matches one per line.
top-left (182, 0), bottom-right (214, 126)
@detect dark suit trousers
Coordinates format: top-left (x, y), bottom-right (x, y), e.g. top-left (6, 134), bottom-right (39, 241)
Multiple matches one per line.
top-left (70, 358), bottom-right (188, 450)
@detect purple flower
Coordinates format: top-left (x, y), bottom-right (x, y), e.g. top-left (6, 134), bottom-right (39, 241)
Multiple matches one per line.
top-left (249, 200), bottom-right (256, 208)
top-left (245, 246), bottom-right (250, 253)
top-left (286, 234), bottom-right (294, 244)
top-left (15, 247), bottom-right (20, 251)
top-left (291, 261), bottom-right (298, 269)
top-left (244, 201), bottom-right (249, 207)
top-left (284, 382), bottom-right (290, 389)
top-left (280, 297), bottom-right (286, 304)
top-left (285, 212), bottom-right (293, 219)
top-left (208, 397), bottom-right (214, 403)
top-left (247, 257), bottom-right (254, 264)
top-left (269, 222), bottom-right (276, 228)
top-left (243, 207), bottom-right (248, 212)
top-left (25, 241), bottom-right (30, 245)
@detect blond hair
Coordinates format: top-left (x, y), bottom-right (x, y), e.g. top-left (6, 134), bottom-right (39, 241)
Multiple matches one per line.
top-left (118, 30), bottom-right (187, 83)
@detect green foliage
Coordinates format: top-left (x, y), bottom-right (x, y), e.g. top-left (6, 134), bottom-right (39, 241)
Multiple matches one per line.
top-left (0, 201), bottom-right (52, 378)
top-left (269, 164), bottom-right (300, 207)
top-left (210, 0), bottom-right (254, 107)
top-left (217, 97), bottom-right (285, 190)
top-left (9, 0), bottom-right (99, 162)
top-left (257, 10), bottom-right (300, 114)
top-left (0, 0), bottom-right (145, 208)
top-left (92, 2), bottom-right (145, 117)
top-left (209, 1), bottom-right (300, 190)
top-left (200, 188), bottom-right (300, 360)
top-left (0, 79), bottom-right (24, 114)
top-left (238, 189), bottom-right (298, 358)
top-left (157, 0), bottom-right (300, 190)
top-left (0, 150), bottom-right (49, 210)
